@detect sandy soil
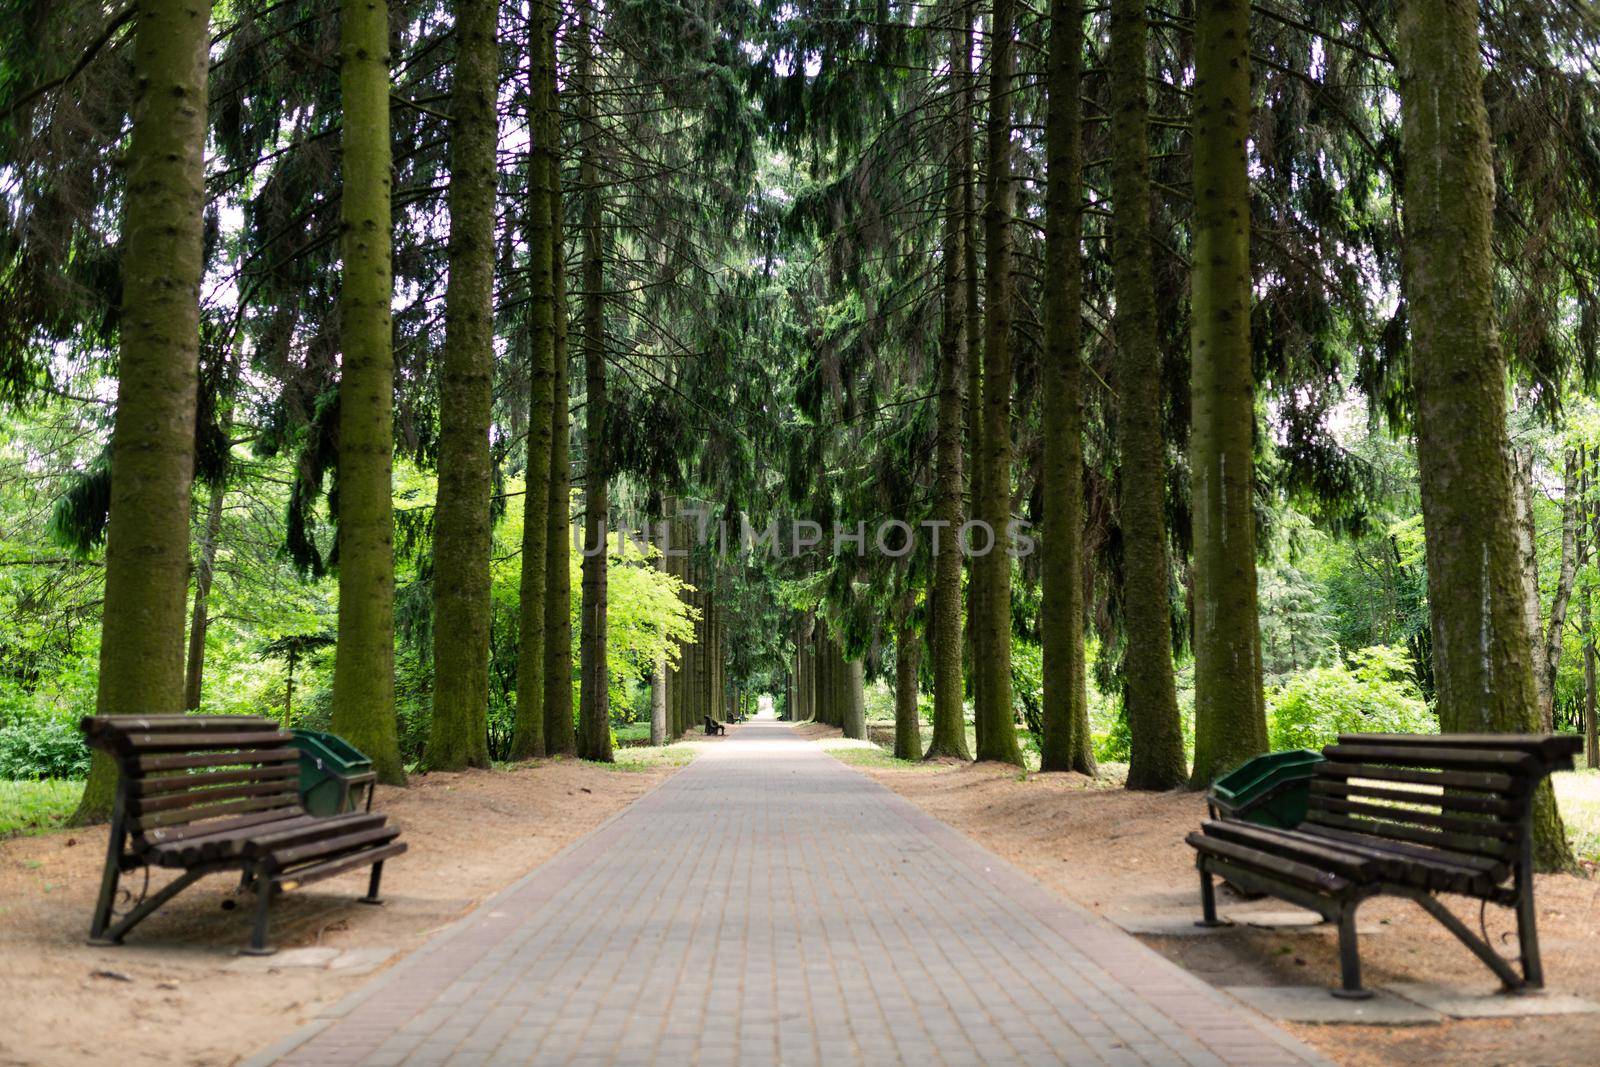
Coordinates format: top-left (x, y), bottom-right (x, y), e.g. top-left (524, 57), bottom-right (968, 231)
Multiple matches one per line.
top-left (0, 752), bottom-right (699, 1067)
top-left (830, 728), bottom-right (1600, 1067)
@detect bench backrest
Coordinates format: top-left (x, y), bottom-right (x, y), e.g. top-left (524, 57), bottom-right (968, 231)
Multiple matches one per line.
top-left (81, 715), bottom-right (305, 851)
top-left (1307, 732), bottom-right (1581, 869)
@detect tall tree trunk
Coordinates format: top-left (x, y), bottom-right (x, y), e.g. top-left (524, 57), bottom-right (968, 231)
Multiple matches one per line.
top-left (328, 0), bottom-right (406, 786)
top-left (894, 592), bottom-right (922, 759)
top-left (962, 0), bottom-right (985, 760)
top-left (927, 0), bottom-right (972, 762)
top-left (1544, 451), bottom-right (1582, 719)
top-left (426, 0), bottom-right (498, 771)
top-left (1585, 590), bottom-right (1597, 769)
top-left (574, 0), bottom-right (613, 763)
top-left (184, 476), bottom-right (226, 711)
top-left (1398, 0), bottom-right (1572, 869)
top-left (74, 0), bottom-right (213, 822)
top-left (1187, 0), bottom-right (1265, 788)
top-left (511, 0), bottom-right (559, 762)
top-left (974, 0), bottom-right (1024, 766)
top-left (843, 654), bottom-right (867, 741)
top-left (1040, 0), bottom-right (1091, 774)
top-left (543, 155), bottom-right (577, 758)
top-left (649, 503), bottom-right (668, 746)
top-left (1512, 449), bottom-right (1551, 730)
top-left (1112, 0), bottom-right (1185, 790)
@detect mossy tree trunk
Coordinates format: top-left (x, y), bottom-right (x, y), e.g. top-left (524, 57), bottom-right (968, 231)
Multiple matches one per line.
top-left (329, 0), bottom-right (406, 786)
top-left (843, 655), bottom-right (867, 741)
top-left (1187, 0), bottom-right (1266, 788)
top-left (1112, 0), bottom-right (1186, 790)
top-left (1039, 0), bottom-right (1092, 775)
top-left (574, 0), bottom-right (613, 763)
top-left (927, 0), bottom-right (973, 763)
top-left (426, 0), bottom-right (498, 771)
top-left (543, 129), bottom-right (577, 758)
top-left (75, 0), bottom-right (213, 822)
top-left (894, 591), bottom-right (922, 759)
top-left (511, 0), bottom-right (559, 762)
top-left (975, 0), bottom-right (1024, 767)
top-left (1397, 0), bottom-right (1573, 869)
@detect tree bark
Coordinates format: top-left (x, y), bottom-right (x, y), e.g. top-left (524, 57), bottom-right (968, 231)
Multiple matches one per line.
top-left (975, 0), bottom-right (1025, 767)
top-left (894, 592), bottom-right (923, 759)
top-left (1040, 0), bottom-right (1092, 774)
top-left (543, 130), bottom-right (577, 758)
top-left (426, 0), bottom-right (498, 771)
top-left (1398, 0), bottom-right (1572, 869)
top-left (184, 475), bottom-right (226, 711)
top-left (1512, 448), bottom-right (1556, 731)
top-left (511, 0), bottom-right (559, 762)
top-left (1187, 0), bottom-right (1266, 788)
top-left (1543, 451), bottom-right (1582, 721)
top-left (927, 0), bottom-right (972, 762)
top-left (1112, 0), bottom-right (1186, 790)
top-left (574, 0), bottom-right (612, 763)
top-left (962, 0), bottom-right (985, 760)
top-left (327, 0), bottom-right (406, 786)
top-left (843, 655), bottom-right (867, 741)
top-left (75, 0), bottom-right (214, 822)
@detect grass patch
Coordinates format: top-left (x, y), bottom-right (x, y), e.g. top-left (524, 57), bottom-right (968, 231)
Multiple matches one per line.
top-left (816, 736), bottom-right (938, 771)
top-left (612, 722), bottom-right (653, 745)
top-left (611, 740), bottom-right (702, 772)
top-left (1555, 769), bottom-right (1600, 863)
top-left (0, 779), bottom-right (80, 838)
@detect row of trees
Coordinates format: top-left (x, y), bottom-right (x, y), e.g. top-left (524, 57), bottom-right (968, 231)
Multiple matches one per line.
top-left (3, 1), bottom-right (1596, 873)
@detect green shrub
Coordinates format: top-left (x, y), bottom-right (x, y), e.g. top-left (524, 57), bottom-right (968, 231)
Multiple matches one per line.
top-left (0, 711), bottom-right (91, 780)
top-left (1267, 645), bottom-right (1435, 751)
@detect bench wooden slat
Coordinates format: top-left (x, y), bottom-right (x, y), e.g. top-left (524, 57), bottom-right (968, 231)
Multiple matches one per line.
top-left (266, 825), bottom-right (401, 870)
top-left (1186, 832), bottom-right (1352, 895)
top-left (1313, 761), bottom-right (1515, 793)
top-left (117, 730), bottom-right (293, 754)
top-left (1311, 795), bottom-right (1519, 840)
top-left (1294, 822), bottom-right (1505, 887)
top-left (274, 842), bottom-right (408, 891)
top-left (1324, 742), bottom-right (1540, 774)
top-left (129, 780), bottom-right (304, 816)
top-left (242, 812), bottom-right (390, 855)
top-left (128, 749), bottom-right (300, 775)
top-left (1198, 820), bottom-right (1379, 881)
top-left (134, 765), bottom-right (300, 796)
top-left (1308, 778), bottom-right (1521, 817)
top-left (144, 813), bottom-right (320, 864)
top-left (1335, 732), bottom-right (1583, 764)
top-left (132, 792), bottom-right (302, 834)
top-left (1303, 809), bottom-right (1516, 861)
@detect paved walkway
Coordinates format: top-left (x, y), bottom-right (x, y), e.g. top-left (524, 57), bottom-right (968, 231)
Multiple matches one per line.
top-left (252, 723), bottom-right (1327, 1066)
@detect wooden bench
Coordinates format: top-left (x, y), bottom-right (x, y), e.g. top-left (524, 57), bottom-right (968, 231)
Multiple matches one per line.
top-left (82, 715), bottom-right (406, 955)
top-left (1188, 732), bottom-right (1581, 997)
top-left (703, 715), bottom-right (725, 735)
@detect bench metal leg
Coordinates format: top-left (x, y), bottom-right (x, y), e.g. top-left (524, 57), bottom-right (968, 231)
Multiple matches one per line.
top-left (1331, 906), bottom-right (1373, 999)
top-left (361, 860), bottom-right (385, 905)
top-left (242, 876), bottom-right (276, 956)
top-left (1196, 867), bottom-right (1228, 928)
top-left (1515, 844), bottom-right (1544, 989)
top-left (1411, 892), bottom-right (1524, 991)
top-left (87, 857), bottom-right (123, 945)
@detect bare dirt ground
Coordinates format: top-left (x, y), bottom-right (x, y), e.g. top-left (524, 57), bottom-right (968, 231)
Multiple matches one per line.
top-left (0, 749), bottom-right (705, 1067)
top-left (823, 725), bottom-right (1600, 1067)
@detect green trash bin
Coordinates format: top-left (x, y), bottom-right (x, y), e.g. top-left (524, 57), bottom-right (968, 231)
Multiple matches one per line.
top-left (291, 729), bottom-right (377, 816)
top-left (1206, 749), bottom-right (1326, 829)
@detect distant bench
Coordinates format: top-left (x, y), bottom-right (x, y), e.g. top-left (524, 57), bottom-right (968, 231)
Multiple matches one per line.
top-left (82, 715), bottom-right (406, 955)
top-left (1187, 732), bottom-right (1580, 997)
top-left (703, 715), bottom-right (726, 736)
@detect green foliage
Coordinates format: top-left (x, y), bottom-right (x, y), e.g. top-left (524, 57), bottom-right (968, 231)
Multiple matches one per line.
top-left (0, 778), bottom-right (80, 837)
top-left (1267, 645), bottom-right (1436, 751)
top-left (0, 709), bottom-right (89, 779)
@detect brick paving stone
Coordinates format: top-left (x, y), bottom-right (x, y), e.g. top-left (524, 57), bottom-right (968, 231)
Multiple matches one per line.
top-left (250, 722), bottom-right (1331, 1066)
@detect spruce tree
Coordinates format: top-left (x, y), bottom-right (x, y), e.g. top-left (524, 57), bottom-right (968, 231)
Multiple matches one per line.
top-left (427, 0), bottom-right (499, 770)
top-left (74, 0), bottom-right (213, 822)
top-left (1188, 0), bottom-right (1266, 787)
